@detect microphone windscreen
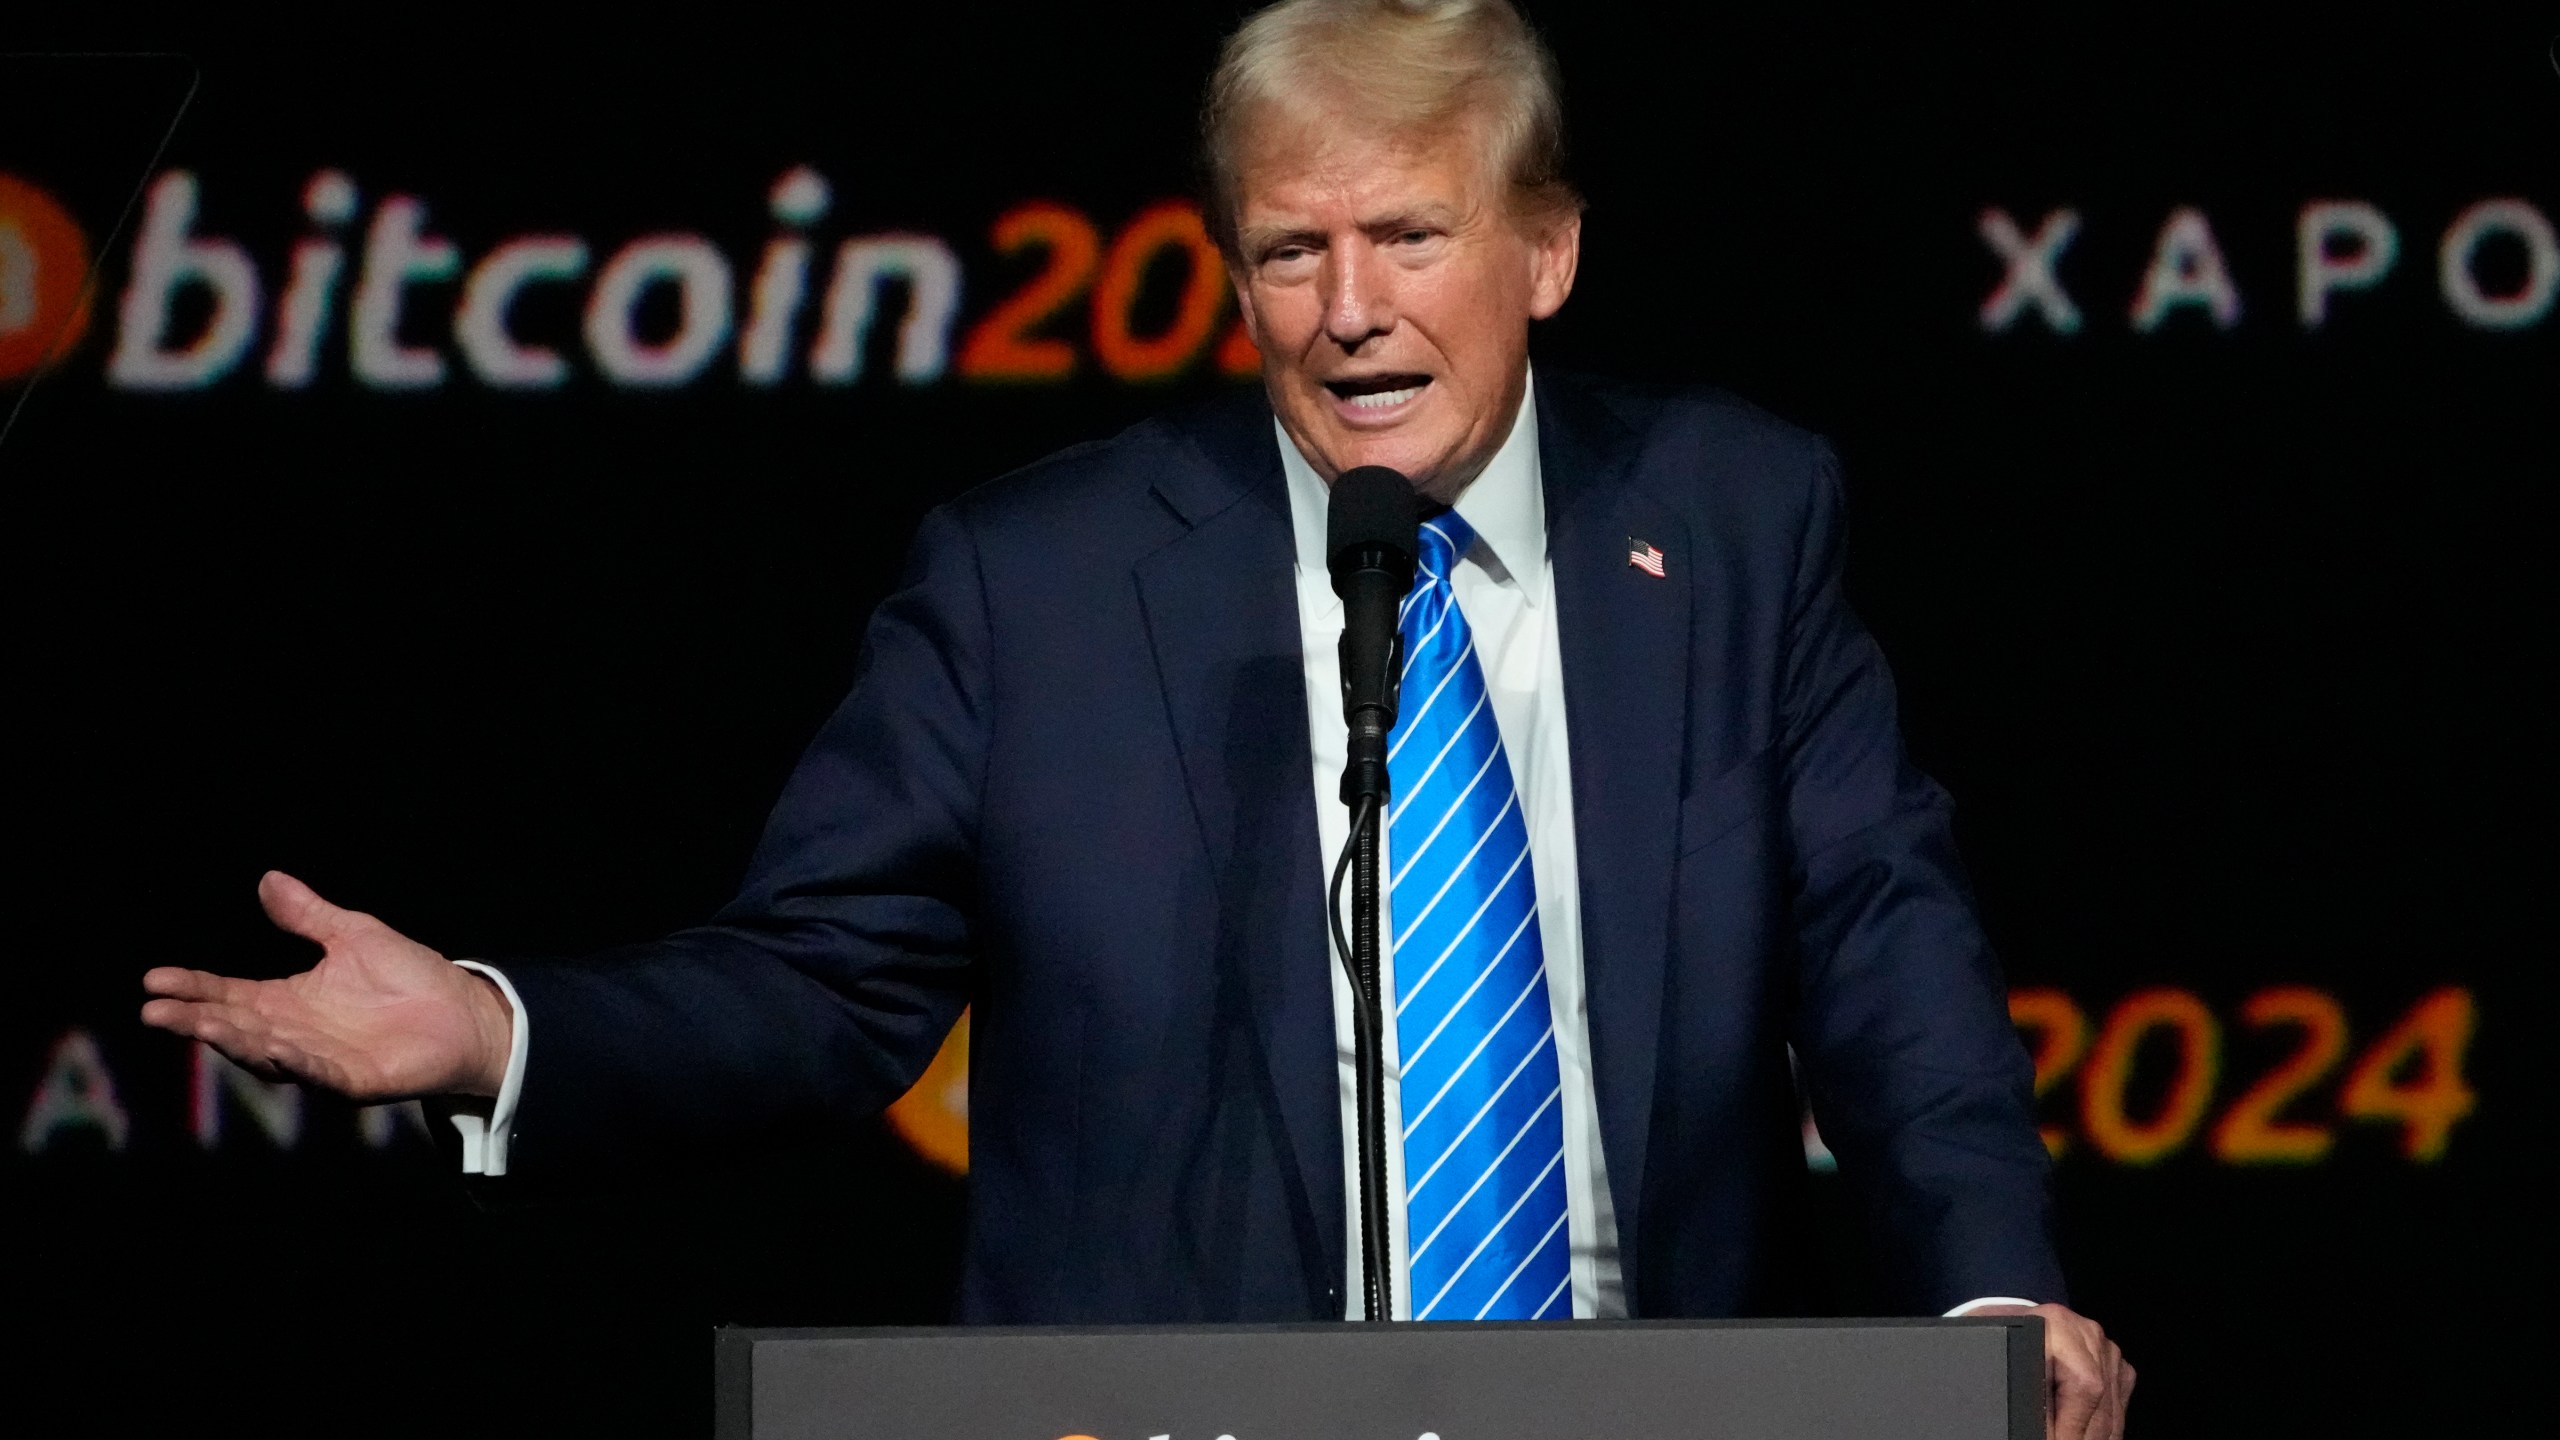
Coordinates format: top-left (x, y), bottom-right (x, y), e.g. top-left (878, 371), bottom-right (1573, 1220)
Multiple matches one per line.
top-left (1326, 466), bottom-right (1420, 586)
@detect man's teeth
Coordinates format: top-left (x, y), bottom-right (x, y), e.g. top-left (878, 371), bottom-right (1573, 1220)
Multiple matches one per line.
top-left (1345, 385), bottom-right (1421, 410)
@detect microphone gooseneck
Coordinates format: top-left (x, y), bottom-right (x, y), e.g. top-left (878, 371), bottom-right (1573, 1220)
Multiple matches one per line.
top-left (1325, 464), bottom-right (1419, 1322)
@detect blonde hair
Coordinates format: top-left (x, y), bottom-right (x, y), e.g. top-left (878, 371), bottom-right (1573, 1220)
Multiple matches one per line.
top-left (1201, 0), bottom-right (1582, 255)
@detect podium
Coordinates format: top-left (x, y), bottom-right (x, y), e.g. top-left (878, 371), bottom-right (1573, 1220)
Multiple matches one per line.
top-left (715, 1319), bottom-right (2044, 1440)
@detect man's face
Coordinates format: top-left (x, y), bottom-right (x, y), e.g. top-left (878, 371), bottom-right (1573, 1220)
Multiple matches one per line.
top-left (1228, 113), bottom-right (1580, 501)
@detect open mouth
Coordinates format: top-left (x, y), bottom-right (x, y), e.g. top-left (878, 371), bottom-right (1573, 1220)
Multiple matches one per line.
top-left (1324, 374), bottom-right (1432, 412)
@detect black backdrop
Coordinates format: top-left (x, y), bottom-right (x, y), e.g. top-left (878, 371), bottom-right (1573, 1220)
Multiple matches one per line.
top-left (5, 6), bottom-right (2552, 1437)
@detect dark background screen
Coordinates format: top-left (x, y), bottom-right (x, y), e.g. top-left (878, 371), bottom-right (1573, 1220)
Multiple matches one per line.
top-left (5, 7), bottom-right (2552, 1437)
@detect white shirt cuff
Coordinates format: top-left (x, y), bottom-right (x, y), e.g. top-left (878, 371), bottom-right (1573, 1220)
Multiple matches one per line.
top-left (448, 960), bottom-right (528, 1176)
top-left (1944, 1296), bottom-right (2038, 1316)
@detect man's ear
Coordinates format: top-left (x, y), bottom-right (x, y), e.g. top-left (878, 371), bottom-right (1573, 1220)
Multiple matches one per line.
top-left (1527, 213), bottom-right (1582, 320)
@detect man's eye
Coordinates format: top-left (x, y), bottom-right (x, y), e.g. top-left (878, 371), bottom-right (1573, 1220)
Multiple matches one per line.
top-left (1396, 230), bottom-right (1433, 245)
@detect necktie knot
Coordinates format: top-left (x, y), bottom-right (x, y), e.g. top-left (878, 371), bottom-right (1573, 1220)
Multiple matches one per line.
top-left (1414, 512), bottom-right (1477, 591)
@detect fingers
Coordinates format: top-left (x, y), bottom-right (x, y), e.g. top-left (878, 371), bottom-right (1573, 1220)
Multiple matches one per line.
top-left (139, 970), bottom-right (290, 1057)
top-left (141, 966), bottom-right (258, 1003)
top-left (138, 997), bottom-right (337, 1089)
top-left (2089, 1326), bottom-right (2129, 1440)
top-left (2039, 1308), bottom-right (2124, 1440)
top-left (139, 968), bottom-right (313, 1072)
top-left (139, 994), bottom-right (258, 1050)
top-left (138, 998), bottom-right (280, 1073)
top-left (2049, 1343), bottom-right (2103, 1440)
top-left (2093, 1351), bottom-right (2131, 1440)
top-left (258, 869), bottom-right (365, 946)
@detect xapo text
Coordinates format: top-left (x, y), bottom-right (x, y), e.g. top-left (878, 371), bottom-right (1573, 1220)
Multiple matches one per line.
top-left (1978, 201), bottom-right (2556, 334)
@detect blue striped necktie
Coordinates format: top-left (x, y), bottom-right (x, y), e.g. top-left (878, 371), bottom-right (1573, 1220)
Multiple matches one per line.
top-left (1388, 511), bottom-right (1570, 1321)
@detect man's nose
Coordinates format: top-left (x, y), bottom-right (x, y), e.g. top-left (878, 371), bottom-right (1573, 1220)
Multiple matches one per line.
top-left (1320, 241), bottom-right (1393, 347)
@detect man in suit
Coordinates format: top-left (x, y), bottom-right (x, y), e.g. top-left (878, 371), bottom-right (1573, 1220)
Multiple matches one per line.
top-left (143, 1), bottom-right (2130, 1434)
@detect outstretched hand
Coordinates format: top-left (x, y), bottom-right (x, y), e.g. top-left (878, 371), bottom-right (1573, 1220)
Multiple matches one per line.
top-left (1969, 1302), bottom-right (2133, 1439)
top-left (140, 871), bottom-right (513, 1100)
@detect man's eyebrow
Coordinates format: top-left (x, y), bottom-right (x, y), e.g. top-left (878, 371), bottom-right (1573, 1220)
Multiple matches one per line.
top-left (1239, 223), bottom-right (1327, 254)
top-left (1238, 204), bottom-right (1465, 254)
top-left (1364, 204), bottom-right (1462, 233)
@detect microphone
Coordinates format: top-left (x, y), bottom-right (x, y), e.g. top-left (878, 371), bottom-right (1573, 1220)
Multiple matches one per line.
top-left (1328, 465), bottom-right (1420, 806)
top-left (1324, 463), bottom-right (1417, 1322)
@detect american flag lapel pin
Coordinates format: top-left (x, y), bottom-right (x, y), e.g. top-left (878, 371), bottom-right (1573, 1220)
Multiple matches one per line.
top-left (1626, 536), bottom-right (1667, 578)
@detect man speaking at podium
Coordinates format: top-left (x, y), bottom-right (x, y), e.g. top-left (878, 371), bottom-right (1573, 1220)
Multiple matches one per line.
top-left (144, 1), bottom-right (2129, 1434)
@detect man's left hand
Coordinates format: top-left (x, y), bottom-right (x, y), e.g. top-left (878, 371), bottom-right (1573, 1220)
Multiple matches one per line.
top-left (1966, 1303), bottom-right (2132, 1439)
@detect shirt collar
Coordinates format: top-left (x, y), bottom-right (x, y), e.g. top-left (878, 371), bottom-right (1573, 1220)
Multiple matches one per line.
top-left (1280, 365), bottom-right (1547, 614)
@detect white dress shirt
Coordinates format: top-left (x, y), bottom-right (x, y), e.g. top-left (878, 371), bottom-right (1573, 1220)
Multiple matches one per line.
top-left (447, 959), bottom-right (526, 1174)
top-left (461, 364), bottom-right (2029, 1319)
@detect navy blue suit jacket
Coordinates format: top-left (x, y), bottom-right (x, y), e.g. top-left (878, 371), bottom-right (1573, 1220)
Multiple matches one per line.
top-left (501, 371), bottom-right (2064, 1322)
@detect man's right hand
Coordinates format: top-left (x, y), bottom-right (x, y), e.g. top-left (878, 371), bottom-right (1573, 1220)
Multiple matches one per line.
top-left (140, 871), bottom-right (513, 1100)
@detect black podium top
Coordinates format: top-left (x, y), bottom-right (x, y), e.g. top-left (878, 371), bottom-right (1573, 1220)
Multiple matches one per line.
top-left (717, 1318), bottom-right (2044, 1440)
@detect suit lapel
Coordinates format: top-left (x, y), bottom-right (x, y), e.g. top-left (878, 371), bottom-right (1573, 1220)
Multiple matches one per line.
top-left (1540, 374), bottom-right (1688, 1313)
top-left (1133, 396), bottom-right (1343, 1310)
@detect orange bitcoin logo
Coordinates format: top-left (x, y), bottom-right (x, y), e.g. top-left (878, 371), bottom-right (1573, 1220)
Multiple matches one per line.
top-left (886, 1007), bottom-right (971, 1174)
top-left (0, 175), bottom-right (95, 382)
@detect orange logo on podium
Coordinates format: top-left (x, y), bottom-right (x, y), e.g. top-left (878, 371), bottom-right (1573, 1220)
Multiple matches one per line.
top-left (0, 175), bottom-right (95, 382)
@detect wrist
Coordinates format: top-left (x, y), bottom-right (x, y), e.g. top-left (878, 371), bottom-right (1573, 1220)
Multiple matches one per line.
top-left (458, 969), bottom-right (515, 1097)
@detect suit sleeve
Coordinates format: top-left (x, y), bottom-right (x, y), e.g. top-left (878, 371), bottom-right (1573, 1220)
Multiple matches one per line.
top-left (494, 504), bottom-right (989, 1176)
top-left (1776, 443), bottom-right (2067, 1312)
